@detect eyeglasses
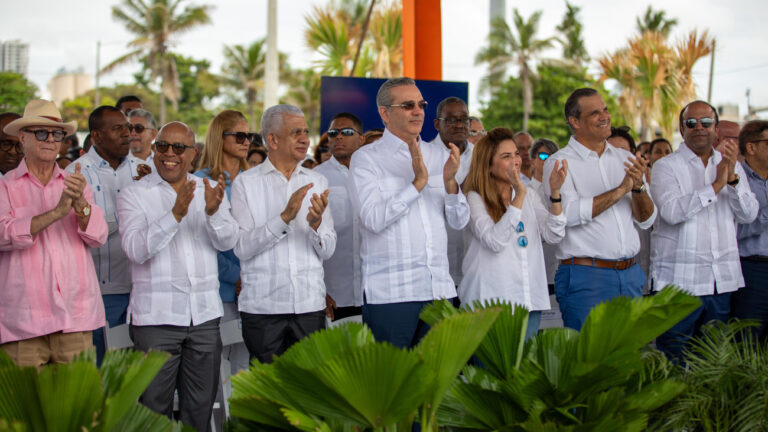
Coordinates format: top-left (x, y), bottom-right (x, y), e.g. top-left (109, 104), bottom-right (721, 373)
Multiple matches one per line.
top-left (0, 140), bottom-right (22, 153)
top-left (23, 129), bottom-right (67, 142)
top-left (437, 117), bottom-right (471, 127)
top-left (469, 129), bottom-right (487, 137)
top-left (683, 117), bottom-right (715, 129)
top-left (128, 124), bottom-right (153, 134)
top-left (154, 140), bottom-right (195, 155)
top-left (223, 132), bottom-right (259, 144)
top-left (327, 128), bottom-right (359, 138)
top-left (537, 152), bottom-right (550, 161)
top-left (515, 221), bottom-right (528, 248)
top-left (387, 100), bottom-right (428, 111)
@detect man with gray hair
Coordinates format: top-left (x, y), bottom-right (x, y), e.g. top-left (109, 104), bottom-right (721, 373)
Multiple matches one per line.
top-left (127, 108), bottom-right (157, 179)
top-left (349, 77), bottom-right (469, 348)
top-left (230, 104), bottom-right (336, 363)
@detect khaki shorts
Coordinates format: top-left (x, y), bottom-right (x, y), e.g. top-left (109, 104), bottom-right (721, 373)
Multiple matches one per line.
top-left (1, 331), bottom-right (93, 369)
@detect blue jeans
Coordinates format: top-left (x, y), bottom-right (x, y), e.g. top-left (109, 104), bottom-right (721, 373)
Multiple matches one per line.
top-left (93, 293), bottom-right (130, 365)
top-left (731, 259), bottom-right (768, 341)
top-left (555, 263), bottom-right (645, 330)
top-left (362, 300), bottom-right (433, 349)
top-left (656, 291), bottom-right (731, 361)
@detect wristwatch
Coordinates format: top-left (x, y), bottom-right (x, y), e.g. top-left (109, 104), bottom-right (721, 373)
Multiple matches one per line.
top-left (76, 203), bottom-right (91, 218)
top-left (549, 195), bottom-right (562, 203)
top-left (632, 184), bottom-right (646, 194)
top-left (727, 175), bottom-right (740, 186)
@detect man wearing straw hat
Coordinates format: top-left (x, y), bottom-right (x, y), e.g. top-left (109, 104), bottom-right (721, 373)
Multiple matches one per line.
top-left (0, 99), bottom-right (108, 368)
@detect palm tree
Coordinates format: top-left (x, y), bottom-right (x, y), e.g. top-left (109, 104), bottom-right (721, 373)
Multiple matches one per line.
top-left (556, 1), bottom-right (589, 66)
top-left (283, 68), bottom-right (322, 135)
top-left (636, 5), bottom-right (678, 38)
top-left (104, 0), bottom-right (213, 124)
top-left (221, 39), bottom-right (293, 130)
top-left (475, 9), bottom-right (557, 132)
top-left (369, 2), bottom-right (403, 77)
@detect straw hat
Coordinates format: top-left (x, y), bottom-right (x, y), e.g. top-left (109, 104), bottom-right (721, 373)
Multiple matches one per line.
top-left (3, 99), bottom-right (77, 137)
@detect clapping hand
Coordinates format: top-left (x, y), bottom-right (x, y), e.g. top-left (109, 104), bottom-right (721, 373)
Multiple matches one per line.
top-left (203, 175), bottom-right (226, 216)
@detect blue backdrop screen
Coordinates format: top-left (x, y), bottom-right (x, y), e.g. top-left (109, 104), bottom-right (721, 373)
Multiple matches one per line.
top-left (320, 76), bottom-right (469, 142)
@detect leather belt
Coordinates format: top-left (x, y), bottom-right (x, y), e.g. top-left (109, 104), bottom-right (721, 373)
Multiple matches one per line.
top-left (561, 257), bottom-right (635, 270)
top-left (742, 255), bottom-right (768, 263)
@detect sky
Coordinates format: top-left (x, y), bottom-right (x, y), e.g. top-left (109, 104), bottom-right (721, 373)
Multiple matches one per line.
top-left (2, 0), bottom-right (767, 120)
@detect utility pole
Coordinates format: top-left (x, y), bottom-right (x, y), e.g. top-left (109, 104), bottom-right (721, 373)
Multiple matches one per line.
top-left (264, 0), bottom-right (279, 111)
top-left (707, 40), bottom-right (715, 103)
top-left (95, 40), bottom-right (101, 106)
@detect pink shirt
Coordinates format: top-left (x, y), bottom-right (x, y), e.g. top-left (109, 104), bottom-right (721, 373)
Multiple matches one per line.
top-left (0, 159), bottom-right (108, 343)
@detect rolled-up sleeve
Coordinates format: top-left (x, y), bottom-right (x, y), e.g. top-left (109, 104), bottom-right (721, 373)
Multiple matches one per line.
top-left (0, 181), bottom-right (34, 251)
top-left (77, 183), bottom-right (108, 248)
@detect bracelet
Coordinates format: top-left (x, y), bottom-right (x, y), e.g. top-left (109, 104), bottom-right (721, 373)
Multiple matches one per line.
top-left (549, 195), bottom-right (562, 203)
top-left (727, 176), bottom-right (739, 186)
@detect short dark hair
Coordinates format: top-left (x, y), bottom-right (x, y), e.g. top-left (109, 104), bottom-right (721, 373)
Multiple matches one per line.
top-left (115, 95), bottom-right (141, 110)
top-left (564, 88), bottom-right (599, 132)
top-left (83, 134), bottom-right (92, 153)
top-left (609, 125), bottom-right (636, 153)
top-left (678, 100), bottom-right (719, 133)
top-left (247, 147), bottom-right (267, 161)
top-left (64, 134), bottom-right (79, 148)
top-left (0, 112), bottom-right (21, 123)
top-left (649, 137), bottom-right (671, 155)
top-left (435, 97), bottom-right (467, 119)
top-left (739, 120), bottom-right (768, 155)
top-left (89, 105), bottom-right (124, 132)
top-left (330, 112), bottom-right (363, 132)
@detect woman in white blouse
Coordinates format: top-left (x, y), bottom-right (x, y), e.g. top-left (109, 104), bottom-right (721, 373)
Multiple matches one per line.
top-left (460, 127), bottom-right (568, 340)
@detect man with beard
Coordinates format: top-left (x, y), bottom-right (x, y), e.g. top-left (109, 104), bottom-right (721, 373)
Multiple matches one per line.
top-left (543, 88), bottom-right (656, 330)
top-left (67, 105), bottom-right (135, 364)
top-left (651, 101), bottom-right (758, 360)
top-left (118, 121), bottom-right (238, 431)
top-left (0, 113), bottom-right (22, 177)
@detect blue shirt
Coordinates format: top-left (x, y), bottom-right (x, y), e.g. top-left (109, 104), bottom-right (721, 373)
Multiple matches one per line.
top-left (194, 168), bottom-right (241, 302)
top-left (738, 161), bottom-right (768, 257)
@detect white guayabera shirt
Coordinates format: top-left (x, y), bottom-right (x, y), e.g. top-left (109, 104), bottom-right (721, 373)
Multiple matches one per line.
top-left (348, 128), bottom-right (470, 305)
top-left (650, 143), bottom-right (758, 295)
top-left (230, 159), bottom-right (336, 315)
top-left (118, 173), bottom-right (239, 326)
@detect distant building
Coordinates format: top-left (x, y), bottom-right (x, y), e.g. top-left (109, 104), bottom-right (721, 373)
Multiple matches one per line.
top-left (1, 40), bottom-right (30, 76)
top-left (48, 67), bottom-right (93, 107)
top-left (717, 103), bottom-right (739, 123)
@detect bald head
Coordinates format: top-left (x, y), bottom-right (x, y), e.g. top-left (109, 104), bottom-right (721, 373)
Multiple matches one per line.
top-left (715, 120), bottom-right (740, 151)
top-left (157, 121), bottom-right (195, 144)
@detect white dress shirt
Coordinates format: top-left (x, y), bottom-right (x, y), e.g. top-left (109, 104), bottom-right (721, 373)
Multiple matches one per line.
top-left (231, 158), bottom-right (336, 315)
top-left (430, 135), bottom-right (474, 285)
top-left (650, 143), bottom-right (758, 295)
top-left (529, 178), bottom-right (560, 284)
top-left (117, 173), bottom-right (239, 326)
top-left (67, 147), bottom-right (135, 295)
top-left (460, 190), bottom-right (564, 310)
top-left (314, 156), bottom-right (362, 307)
top-left (543, 136), bottom-right (656, 260)
top-left (128, 151), bottom-right (154, 178)
top-left (348, 128), bottom-right (470, 304)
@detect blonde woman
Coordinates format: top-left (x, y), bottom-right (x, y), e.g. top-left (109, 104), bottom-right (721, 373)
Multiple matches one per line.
top-left (194, 110), bottom-right (255, 374)
top-left (460, 127), bottom-right (568, 339)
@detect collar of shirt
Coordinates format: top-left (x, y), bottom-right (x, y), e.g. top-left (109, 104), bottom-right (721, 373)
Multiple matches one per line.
top-left (257, 156), bottom-right (312, 181)
top-left (381, 127), bottom-right (423, 153)
top-left (142, 170), bottom-right (198, 188)
top-left (678, 141), bottom-right (722, 166)
top-left (13, 158), bottom-right (66, 185)
top-left (568, 136), bottom-right (621, 160)
top-left (741, 159), bottom-right (765, 181)
top-left (328, 156), bottom-right (348, 172)
top-left (84, 146), bottom-right (131, 170)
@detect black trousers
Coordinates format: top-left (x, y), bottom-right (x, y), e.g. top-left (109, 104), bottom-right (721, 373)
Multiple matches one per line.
top-left (240, 310), bottom-right (326, 364)
top-left (130, 318), bottom-right (221, 432)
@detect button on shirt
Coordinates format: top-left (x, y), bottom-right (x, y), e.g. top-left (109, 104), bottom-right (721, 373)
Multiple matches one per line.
top-left (0, 159), bottom-right (108, 343)
top-left (651, 144), bottom-right (758, 295)
top-left (348, 128), bottom-right (470, 304)
top-left (67, 147), bottom-right (135, 295)
top-left (543, 136), bottom-right (656, 260)
top-left (128, 151), bottom-right (153, 178)
top-left (314, 156), bottom-right (362, 307)
top-left (737, 161), bottom-right (768, 257)
top-left (430, 135), bottom-right (474, 285)
top-left (117, 173), bottom-right (239, 326)
top-left (231, 159), bottom-right (336, 315)
top-left (460, 190), bottom-right (564, 311)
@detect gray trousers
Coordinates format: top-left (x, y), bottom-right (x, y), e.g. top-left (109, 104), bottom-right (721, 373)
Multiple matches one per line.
top-left (130, 318), bottom-right (222, 432)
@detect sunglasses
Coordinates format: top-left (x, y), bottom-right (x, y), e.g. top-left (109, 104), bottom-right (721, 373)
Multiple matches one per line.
top-left (24, 129), bottom-right (67, 142)
top-left (154, 140), bottom-right (195, 155)
top-left (128, 124), bottom-right (153, 134)
top-left (684, 117), bottom-right (715, 129)
top-left (388, 100), bottom-right (428, 111)
top-left (468, 129), bottom-right (487, 137)
top-left (223, 132), bottom-right (259, 144)
top-left (515, 221), bottom-right (528, 248)
top-left (0, 140), bottom-right (22, 153)
top-left (327, 128), bottom-right (359, 138)
top-left (537, 152), bottom-right (550, 161)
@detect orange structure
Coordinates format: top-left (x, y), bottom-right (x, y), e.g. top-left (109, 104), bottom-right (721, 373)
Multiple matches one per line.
top-left (402, 0), bottom-right (442, 80)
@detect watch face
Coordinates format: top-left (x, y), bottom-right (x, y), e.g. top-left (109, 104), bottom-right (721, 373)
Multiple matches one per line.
top-left (83, 206), bottom-right (90, 216)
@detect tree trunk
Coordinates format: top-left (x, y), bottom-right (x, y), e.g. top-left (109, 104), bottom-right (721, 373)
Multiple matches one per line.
top-left (248, 88), bottom-right (257, 130)
top-left (158, 53), bottom-right (167, 125)
top-left (521, 63), bottom-right (532, 133)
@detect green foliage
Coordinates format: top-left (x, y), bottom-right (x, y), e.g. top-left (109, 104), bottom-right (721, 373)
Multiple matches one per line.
top-left (480, 63), bottom-right (625, 146)
top-left (556, 1), bottom-right (589, 66)
top-left (636, 6), bottom-right (678, 38)
top-left (0, 72), bottom-right (39, 113)
top-left (59, 84), bottom-right (158, 132)
top-left (0, 348), bottom-right (189, 431)
top-left (652, 320), bottom-right (768, 431)
top-left (229, 307), bottom-right (501, 431)
top-left (435, 287), bottom-right (700, 430)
